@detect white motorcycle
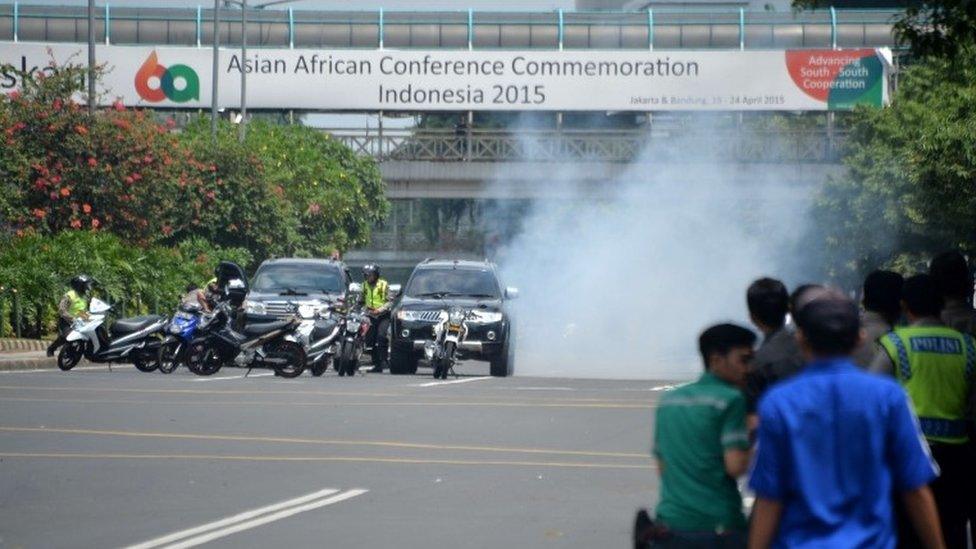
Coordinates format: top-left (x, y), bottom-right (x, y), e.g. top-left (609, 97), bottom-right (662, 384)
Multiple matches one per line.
top-left (425, 306), bottom-right (469, 380)
top-left (57, 297), bottom-right (168, 372)
top-left (293, 303), bottom-right (342, 377)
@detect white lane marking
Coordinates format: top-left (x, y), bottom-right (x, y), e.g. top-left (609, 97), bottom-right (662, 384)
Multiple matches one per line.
top-left (123, 487), bottom-right (355, 549)
top-left (0, 365), bottom-right (112, 375)
top-left (514, 387), bottom-right (577, 391)
top-left (147, 489), bottom-right (368, 549)
top-left (190, 373), bottom-right (275, 382)
top-left (413, 376), bottom-right (492, 388)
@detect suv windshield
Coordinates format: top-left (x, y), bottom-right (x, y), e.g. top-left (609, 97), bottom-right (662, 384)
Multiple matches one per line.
top-left (406, 268), bottom-right (500, 298)
top-left (251, 264), bottom-right (343, 294)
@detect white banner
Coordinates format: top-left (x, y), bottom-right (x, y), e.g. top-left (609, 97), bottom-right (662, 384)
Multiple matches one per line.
top-left (1, 42), bottom-right (890, 111)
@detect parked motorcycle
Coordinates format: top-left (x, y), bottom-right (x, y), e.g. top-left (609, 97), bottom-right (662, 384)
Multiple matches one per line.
top-left (293, 303), bottom-right (342, 377)
top-left (57, 297), bottom-right (168, 372)
top-left (333, 306), bottom-right (371, 377)
top-left (157, 303), bottom-right (205, 374)
top-left (187, 300), bottom-right (306, 378)
top-left (424, 306), bottom-right (469, 380)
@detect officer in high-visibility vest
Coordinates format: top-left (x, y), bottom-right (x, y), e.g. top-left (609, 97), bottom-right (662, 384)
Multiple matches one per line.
top-left (873, 274), bottom-right (975, 548)
top-left (361, 264), bottom-right (391, 373)
top-left (46, 275), bottom-right (93, 356)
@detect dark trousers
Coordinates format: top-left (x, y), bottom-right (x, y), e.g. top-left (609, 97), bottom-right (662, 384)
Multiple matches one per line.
top-left (365, 311), bottom-right (390, 369)
top-left (896, 442), bottom-right (970, 549)
top-left (46, 318), bottom-right (72, 355)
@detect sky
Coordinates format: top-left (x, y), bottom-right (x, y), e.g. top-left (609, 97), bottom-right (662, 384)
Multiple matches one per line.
top-left (20, 0), bottom-right (574, 10)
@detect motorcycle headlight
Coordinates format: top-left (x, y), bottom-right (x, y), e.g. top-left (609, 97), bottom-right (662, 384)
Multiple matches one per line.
top-left (243, 300), bottom-right (266, 314)
top-left (469, 310), bottom-right (503, 323)
top-left (448, 308), bottom-right (466, 325)
top-left (169, 324), bottom-right (183, 335)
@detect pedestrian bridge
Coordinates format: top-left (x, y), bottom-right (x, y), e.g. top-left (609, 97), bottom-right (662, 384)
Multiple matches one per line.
top-left (1, 5), bottom-right (900, 50)
top-left (321, 126), bottom-right (844, 198)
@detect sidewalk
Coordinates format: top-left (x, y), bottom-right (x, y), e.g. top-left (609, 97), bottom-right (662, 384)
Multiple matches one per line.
top-left (0, 339), bottom-right (57, 370)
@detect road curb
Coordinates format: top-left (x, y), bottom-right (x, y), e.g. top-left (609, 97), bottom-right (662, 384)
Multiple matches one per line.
top-left (0, 338), bottom-right (53, 352)
top-left (0, 357), bottom-right (59, 371)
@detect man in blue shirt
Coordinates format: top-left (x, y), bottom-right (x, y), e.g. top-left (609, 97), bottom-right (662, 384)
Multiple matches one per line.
top-left (748, 288), bottom-right (944, 549)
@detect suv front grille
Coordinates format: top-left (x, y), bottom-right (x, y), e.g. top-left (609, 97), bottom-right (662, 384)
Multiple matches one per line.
top-left (416, 310), bottom-right (443, 322)
top-left (263, 301), bottom-right (297, 318)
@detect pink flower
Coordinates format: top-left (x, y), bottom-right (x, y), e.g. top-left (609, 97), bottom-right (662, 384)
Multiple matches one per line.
top-left (70, 219), bottom-right (82, 229)
top-left (75, 125), bottom-right (88, 136)
top-left (32, 208), bottom-right (46, 219)
top-left (60, 187), bottom-right (71, 197)
top-left (82, 203), bottom-right (92, 214)
top-left (112, 101), bottom-right (125, 112)
top-left (87, 158), bottom-right (97, 168)
top-left (91, 218), bottom-right (100, 229)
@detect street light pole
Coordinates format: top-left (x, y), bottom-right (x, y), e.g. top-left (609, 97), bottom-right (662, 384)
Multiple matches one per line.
top-left (211, 0), bottom-right (220, 141)
top-left (239, 0), bottom-right (247, 142)
top-left (87, 0), bottom-right (95, 114)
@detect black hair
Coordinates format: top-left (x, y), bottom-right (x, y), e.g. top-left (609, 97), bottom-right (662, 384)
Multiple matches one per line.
top-left (747, 278), bottom-right (789, 329)
top-left (929, 251), bottom-right (972, 301)
top-left (902, 274), bottom-right (944, 318)
top-left (185, 283), bottom-right (199, 293)
top-left (795, 291), bottom-right (861, 356)
top-left (698, 323), bottom-right (757, 369)
top-left (790, 284), bottom-right (822, 316)
top-left (862, 270), bottom-right (904, 324)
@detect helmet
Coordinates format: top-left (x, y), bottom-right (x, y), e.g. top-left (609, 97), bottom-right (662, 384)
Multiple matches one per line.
top-left (362, 264), bottom-right (380, 278)
top-left (70, 274), bottom-right (92, 293)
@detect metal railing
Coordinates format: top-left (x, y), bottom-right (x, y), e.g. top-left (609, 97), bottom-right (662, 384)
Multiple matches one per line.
top-left (322, 127), bottom-right (845, 163)
top-left (0, 4), bottom-right (902, 49)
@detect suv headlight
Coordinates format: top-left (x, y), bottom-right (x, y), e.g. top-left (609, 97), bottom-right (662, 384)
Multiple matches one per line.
top-left (397, 310), bottom-right (430, 322)
top-left (243, 300), bottom-right (266, 314)
top-left (469, 310), bottom-right (503, 323)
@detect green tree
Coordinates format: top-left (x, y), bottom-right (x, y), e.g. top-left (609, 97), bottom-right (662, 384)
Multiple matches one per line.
top-left (181, 120), bottom-right (387, 256)
top-left (807, 51), bottom-right (976, 285)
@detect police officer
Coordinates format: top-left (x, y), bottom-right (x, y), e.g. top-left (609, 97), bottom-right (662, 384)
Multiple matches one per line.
top-left (361, 264), bottom-right (391, 373)
top-left (873, 274), bottom-right (975, 548)
top-left (46, 275), bottom-right (93, 356)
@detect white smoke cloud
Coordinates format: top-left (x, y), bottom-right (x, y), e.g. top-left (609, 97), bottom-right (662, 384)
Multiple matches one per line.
top-left (496, 118), bottom-right (818, 380)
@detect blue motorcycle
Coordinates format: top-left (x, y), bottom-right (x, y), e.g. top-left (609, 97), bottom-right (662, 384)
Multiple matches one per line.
top-left (157, 303), bottom-right (204, 374)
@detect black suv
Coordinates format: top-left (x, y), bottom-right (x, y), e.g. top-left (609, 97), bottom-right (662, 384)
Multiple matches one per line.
top-left (243, 258), bottom-right (352, 318)
top-left (389, 259), bottom-right (518, 377)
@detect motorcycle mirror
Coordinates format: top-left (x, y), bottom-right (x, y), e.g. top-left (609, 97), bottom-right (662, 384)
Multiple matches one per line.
top-left (348, 282), bottom-right (363, 294)
top-left (505, 287), bottom-right (519, 300)
top-left (388, 284), bottom-right (401, 298)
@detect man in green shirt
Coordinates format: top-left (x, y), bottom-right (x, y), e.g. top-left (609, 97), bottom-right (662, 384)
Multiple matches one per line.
top-left (651, 323), bottom-right (755, 548)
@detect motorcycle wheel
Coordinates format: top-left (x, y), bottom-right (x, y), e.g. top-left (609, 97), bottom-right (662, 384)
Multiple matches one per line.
top-left (158, 341), bottom-right (183, 374)
top-left (187, 345), bottom-right (222, 376)
top-left (310, 360), bottom-right (328, 377)
top-left (133, 357), bottom-right (159, 373)
top-left (269, 341), bottom-right (306, 379)
top-left (341, 342), bottom-right (359, 377)
top-left (57, 341), bottom-right (84, 371)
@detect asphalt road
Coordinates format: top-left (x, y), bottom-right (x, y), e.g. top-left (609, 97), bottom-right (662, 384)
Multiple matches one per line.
top-left (0, 362), bottom-right (677, 549)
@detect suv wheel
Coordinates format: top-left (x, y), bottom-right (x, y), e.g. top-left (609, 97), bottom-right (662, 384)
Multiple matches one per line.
top-left (489, 330), bottom-right (513, 377)
top-left (389, 347), bottom-right (419, 375)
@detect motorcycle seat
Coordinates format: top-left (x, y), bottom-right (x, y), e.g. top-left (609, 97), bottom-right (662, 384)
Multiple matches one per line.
top-left (112, 315), bottom-right (165, 334)
top-left (242, 320), bottom-right (294, 337)
top-left (311, 319), bottom-right (339, 340)
top-left (243, 313), bottom-right (283, 324)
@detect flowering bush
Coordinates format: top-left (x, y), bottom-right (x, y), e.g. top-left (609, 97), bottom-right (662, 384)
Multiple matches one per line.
top-left (0, 63), bottom-right (208, 245)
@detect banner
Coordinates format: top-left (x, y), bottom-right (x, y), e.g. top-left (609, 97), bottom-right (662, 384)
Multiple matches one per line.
top-left (0, 43), bottom-right (890, 111)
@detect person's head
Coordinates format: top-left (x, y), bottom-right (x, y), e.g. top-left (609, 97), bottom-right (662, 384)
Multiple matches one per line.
top-left (185, 283), bottom-right (199, 293)
top-left (789, 284), bottom-right (823, 317)
top-left (746, 278), bottom-right (789, 333)
top-left (929, 251), bottom-right (971, 302)
top-left (862, 270), bottom-right (904, 324)
top-left (794, 288), bottom-right (861, 359)
top-left (901, 274), bottom-right (944, 320)
top-left (362, 264), bottom-right (380, 284)
top-left (330, 248), bottom-right (342, 261)
top-left (698, 323), bottom-right (757, 386)
top-left (70, 274), bottom-right (92, 295)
